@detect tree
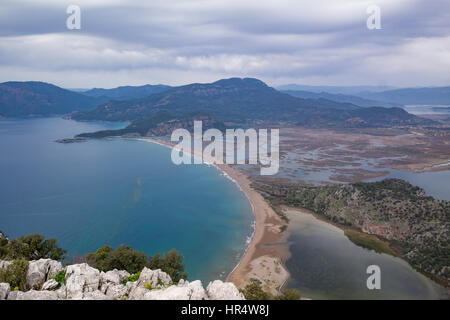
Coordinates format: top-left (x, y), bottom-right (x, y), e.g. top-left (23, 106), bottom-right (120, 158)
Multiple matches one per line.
top-left (0, 233), bottom-right (66, 261)
top-left (240, 282), bottom-right (272, 300)
top-left (148, 249), bottom-right (188, 282)
top-left (87, 244), bottom-right (148, 274)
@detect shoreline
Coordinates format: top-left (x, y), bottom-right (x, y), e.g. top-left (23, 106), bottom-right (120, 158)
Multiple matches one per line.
top-left (137, 136), bottom-right (290, 295)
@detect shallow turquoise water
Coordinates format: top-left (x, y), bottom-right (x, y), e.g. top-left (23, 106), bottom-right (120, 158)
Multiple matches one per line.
top-left (0, 117), bottom-right (254, 283)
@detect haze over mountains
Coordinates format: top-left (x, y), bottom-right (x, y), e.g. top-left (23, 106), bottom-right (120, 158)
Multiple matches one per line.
top-left (1, 78), bottom-right (447, 131)
top-left (281, 90), bottom-right (402, 109)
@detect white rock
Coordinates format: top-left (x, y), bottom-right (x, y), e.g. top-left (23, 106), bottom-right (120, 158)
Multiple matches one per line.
top-left (105, 284), bottom-right (128, 299)
top-left (15, 289), bottom-right (58, 300)
top-left (144, 286), bottom-right (191, 300)
top-left (26, 259), bottom-right (63, 290)
top-left (137, 267), bottom-right (172, 287)
top-left (7, 290), bottom-right (19, 300)
top-left (0, 282), bottom-right (10, 300)
top-left (188, 280), bottom-right (208, 300)
top-left (100, 269), bottom-right (130, 285)
top-left (65, 263), bottom-right (100, 299)
top-left (0, 260), bottom-right (12, 271)
top-left (127, 267), bottom-right (172, 300)
top-left (143, 280), bottom-right (207, 300)
top-left (127, 284), bottom-right (147, 300)
top-left (82, 290), bottom-right (112, 300)
top-left (55, 284), bottom-right (67, 300)
top-left (42, 279), bottom-right (59, 291)
top-left (206, 280), bottom-right (245, 300)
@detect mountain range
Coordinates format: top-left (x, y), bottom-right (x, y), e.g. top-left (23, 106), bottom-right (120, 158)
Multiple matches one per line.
top-left (70, 78), bottom-right (434, 135)
top-left (281, 90), bottom-right (402, 108)
top-left (0, 78), bottom-right (440, 131)
top-left (356, 87), bottom-right (450, 105)
top-left (82, 84), bottom-right (171, 101)
top-left (0, 81), bottom-right (100, 117)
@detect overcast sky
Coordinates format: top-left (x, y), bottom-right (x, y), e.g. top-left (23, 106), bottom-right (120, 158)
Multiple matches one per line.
top-left (0, 0), bottom-right (449, 88)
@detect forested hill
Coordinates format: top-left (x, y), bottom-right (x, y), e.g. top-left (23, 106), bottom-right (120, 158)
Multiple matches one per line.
top-left (70, 78), bottom-right (434, 128)
top-left (254, 179), bottom-right (450, 286)
top-left (0, 81), bottom-right (102, 117)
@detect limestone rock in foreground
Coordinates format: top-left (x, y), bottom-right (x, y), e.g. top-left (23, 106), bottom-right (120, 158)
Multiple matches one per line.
top-left (65, 263), bottom-right (101, 299)
top-left (206, 280), bottom-right (245, 300)
top-left (0, 260), bottom-right (245, 300)
top-left (0, 283), bottom-right (10, 300)
top-left (15, 289), bottom-right (59, 300)
top-left (26, 259), bottom-right (63, 290)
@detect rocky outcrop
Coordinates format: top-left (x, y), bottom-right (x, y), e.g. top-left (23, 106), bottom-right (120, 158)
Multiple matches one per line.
top-left (26, 259), bottom-right (63, 290)
top-left (0, 283), bottom-right (10, 299)
top-left (0, 260), bottom-right (244, 300)
top-left (65, 263), bottom-right (101, 299)
top-left (207, 280), bottom-right (245, 300)
top-left (15, 289), bottom-right (59, 300)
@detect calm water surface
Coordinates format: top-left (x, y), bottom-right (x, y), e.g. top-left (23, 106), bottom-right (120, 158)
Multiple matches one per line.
top-left (0, 117), bottom-right (254, 283)
top-left (284, 210), bottom-right (448, 299)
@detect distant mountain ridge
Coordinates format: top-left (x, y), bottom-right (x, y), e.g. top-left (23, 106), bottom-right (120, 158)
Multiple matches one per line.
top-left (71, 78), bottom-right (434, 131)
top-left (356, 87), bottom-right (450, 105)
top-left (0, 81), bottom-right (101, 117)
top-left (282, 90), bottom-right (403, 108)
top-left (277, 84), bottom-right (396, 95)
top-left (82, 84), bottom-right (171, 101)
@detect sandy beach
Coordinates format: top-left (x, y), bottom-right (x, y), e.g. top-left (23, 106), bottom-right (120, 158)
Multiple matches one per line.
top-left (140, 137), bottom-right (290, 295)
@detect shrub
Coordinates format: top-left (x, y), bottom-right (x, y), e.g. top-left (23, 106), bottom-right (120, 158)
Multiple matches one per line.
top-left (123, 271), bottom-right (140, 285)
top-left (87, 244), bottom-right (148, 274)
top-left (0, 259), bottom-right (29, 291)
top-left (240, 282), bottom-right (272, 300)
top-left (148, 249), bottom-right (187, 282)
top-left (145, 282), bottom-right (152, 290)
top-left (52, 270), bottom-right (66, 289)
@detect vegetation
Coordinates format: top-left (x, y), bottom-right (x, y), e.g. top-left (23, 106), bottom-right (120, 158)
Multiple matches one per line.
top-left (0, 259), bottom-right (29, 290)
top-left (0, 233), bottom-right (67, 261)
top-left (241, 282), bottom-right (272, 300)
top-left (254, 178), bottom-right (450, 285)
top-left (72, 78), bottom-right (434, 133)
top-left (0, 231), bottom-right (189, 289)
top-left (344, 229), bottom-right (394, 256)
top-left (86, 244), bottom-right (148, 274)
top-left (148, 249), bottom-right (188, 282)
top-left (52, 270), bottom-right (66, 289)
top-left (241, 282), bottom-right (300, 300)
top-left (87, 245), bottom-right (188, 281)
top-left (123, 271), bottom-right (141, 285)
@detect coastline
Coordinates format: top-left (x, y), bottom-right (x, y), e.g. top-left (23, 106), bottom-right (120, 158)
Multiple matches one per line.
top-left (138, 136), bottom-right (290, 295)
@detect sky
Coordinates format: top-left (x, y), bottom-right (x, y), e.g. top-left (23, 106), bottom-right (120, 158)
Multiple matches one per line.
top-left (0, 0), bottom-right (449, 89)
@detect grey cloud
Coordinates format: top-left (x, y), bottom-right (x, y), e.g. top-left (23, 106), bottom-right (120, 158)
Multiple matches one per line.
top-left (0, 0), bottom-right (449, 87)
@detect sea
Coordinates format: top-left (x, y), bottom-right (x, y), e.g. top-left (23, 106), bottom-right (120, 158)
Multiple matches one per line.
top-left (0, 117), bottom-right (254, 284)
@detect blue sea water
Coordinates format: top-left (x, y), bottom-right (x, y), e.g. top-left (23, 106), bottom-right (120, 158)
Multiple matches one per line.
top-left (0, 117), bottom-right (254, 283)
